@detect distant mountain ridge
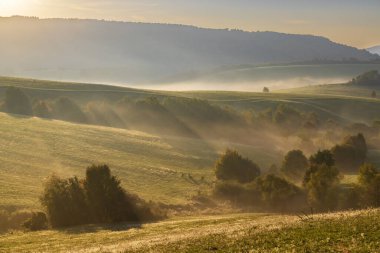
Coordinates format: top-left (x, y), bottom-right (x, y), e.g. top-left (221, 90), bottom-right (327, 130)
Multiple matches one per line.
top-left (367, 46), bottom-right (380, 56)
top-left (0, 16), bottom-right (378, 84)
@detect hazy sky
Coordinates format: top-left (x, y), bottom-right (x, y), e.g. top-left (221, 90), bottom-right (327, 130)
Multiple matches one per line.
top-left (1, 0), bottom-right (379, 48)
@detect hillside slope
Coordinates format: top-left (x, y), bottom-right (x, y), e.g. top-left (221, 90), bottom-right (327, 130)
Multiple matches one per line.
top-left (278, 70), bottom-right (380, 98)
top-left (0, 112), bottom-right (281, 209)
top-left (2, 76), bottom-right (380, 124)
top-left (0, 209), bottom-right (378, 252)
top-left (0, 16), bottom-right (378, 84)
top-left (2, 77), bottom-right (380, 209)
top-left (161, 63), bottom-right (380, 90)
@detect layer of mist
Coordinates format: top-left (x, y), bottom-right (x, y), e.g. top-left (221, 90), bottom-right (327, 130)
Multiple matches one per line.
top-left (0, 16), bottom-right (379, 89)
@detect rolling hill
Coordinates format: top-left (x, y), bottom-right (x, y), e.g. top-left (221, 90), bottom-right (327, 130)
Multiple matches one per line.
top-left (0, 16), bottom-right (378, 86)
top-left (162, 63), bottom-right (380, 91)
top-left (278, 70), bottom-right (380, 98)
top-left (1, 76), bottom-right (380, 210)
top-left (0, 111), bottom-right (286, 209)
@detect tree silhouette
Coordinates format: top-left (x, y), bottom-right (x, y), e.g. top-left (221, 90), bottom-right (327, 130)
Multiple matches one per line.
top-left (281, 150), bottom-right (309, 182)
top-left (215, 149), bottom-right (261, 183)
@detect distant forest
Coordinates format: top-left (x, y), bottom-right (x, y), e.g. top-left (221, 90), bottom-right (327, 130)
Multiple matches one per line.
top-left (0, 16), bottom-right (378, 84)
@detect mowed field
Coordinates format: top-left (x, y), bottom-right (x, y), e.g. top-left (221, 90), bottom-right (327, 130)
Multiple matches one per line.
top-left (0, 209), bottom-right (379, 252)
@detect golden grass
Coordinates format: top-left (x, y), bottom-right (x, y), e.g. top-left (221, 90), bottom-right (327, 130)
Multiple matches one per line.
top-left (0, 209), bottom-right (378, 253)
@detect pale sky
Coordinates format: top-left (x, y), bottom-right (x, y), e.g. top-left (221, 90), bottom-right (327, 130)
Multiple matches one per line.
top-left (1, 0), bottom-right (379, 48)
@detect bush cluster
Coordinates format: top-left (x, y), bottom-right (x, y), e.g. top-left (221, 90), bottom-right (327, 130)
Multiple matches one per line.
top-left (214, 145), bottom-right (380, 213)
top-left (41, 165), bottom-right (164, 228)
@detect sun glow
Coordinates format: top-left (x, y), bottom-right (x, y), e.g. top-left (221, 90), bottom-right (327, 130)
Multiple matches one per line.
top-left (0, 0), bottom-right (28, 16)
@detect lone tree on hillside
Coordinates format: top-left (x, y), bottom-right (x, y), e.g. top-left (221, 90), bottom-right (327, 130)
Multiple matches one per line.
top-left (2, 86), bottom-right (32, 115)
top-left (372, 90), bottom-right (377, 98)
top-left (281, 150), bottom-right (309, 182)
top-left (215, 149), bottom-right (261, 183)
top-left (263, 87), bottom-right (270, 93)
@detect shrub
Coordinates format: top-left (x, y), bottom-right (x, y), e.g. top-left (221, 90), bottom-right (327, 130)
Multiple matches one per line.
top-left (256, 174), bottom-right (304, 211)
top-left (23, 212), bottom-right (48, 231)
top-left (40, 175), bottom-right (89, 228)
top-left (215, 149), bottom-right (261, 184)
top-left (41, 165), bottom-right (163, 228)
top-left (84, 164), bottom-right (139, 223)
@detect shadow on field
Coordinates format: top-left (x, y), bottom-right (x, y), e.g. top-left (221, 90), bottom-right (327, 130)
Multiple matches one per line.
top-left (59, 222), bottom-right (143, 234)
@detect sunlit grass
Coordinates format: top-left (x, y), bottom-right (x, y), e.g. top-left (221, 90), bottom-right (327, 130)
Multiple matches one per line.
top-left (0, 112), bottom-right (283, 209)
top-left (0, 209), bottom-right (378, 252)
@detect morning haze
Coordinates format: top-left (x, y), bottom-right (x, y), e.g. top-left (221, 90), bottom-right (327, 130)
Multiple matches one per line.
top-left (0, 1), bottom-right (380, 252)
top-left (1, 0), bottom-right (380, 48)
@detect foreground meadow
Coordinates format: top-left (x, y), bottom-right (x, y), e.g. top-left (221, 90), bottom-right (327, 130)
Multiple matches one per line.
top-left (0, 209), bottom-right (379, 253)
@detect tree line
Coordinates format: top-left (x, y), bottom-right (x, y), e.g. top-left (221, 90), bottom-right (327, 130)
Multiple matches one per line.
top-left (1, 86), bottom-right (380, 148)
top-left (213, 134), bottom-right (379, 212)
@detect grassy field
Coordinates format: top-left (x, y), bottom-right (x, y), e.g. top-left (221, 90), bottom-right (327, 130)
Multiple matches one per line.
top-left (0, 209), bottom-right (379, 252)
top-left (1, 76), bottom-right (380, 209)
top-left (2, 76), bottom-right (380, 124)
top-left (278, 83), bottom-right (380, 98)
top-left (1, 76), bottom-right (380, 252)
top-left (0, 112), bottom-right (284, 209)
top-left (168, 63), bottom-right (380, 89)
